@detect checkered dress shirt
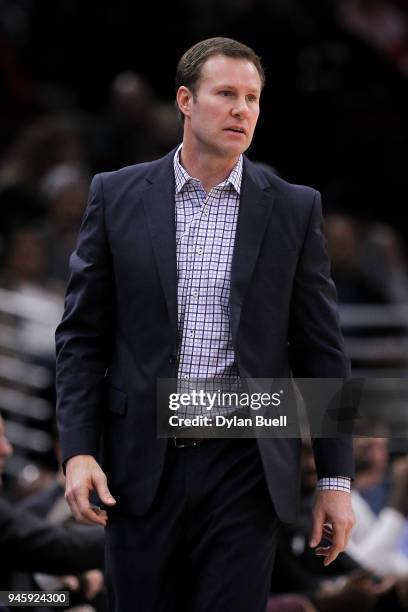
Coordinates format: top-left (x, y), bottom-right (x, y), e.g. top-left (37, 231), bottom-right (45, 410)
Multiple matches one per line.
top-left (173, 145), bottom-right (350, 493)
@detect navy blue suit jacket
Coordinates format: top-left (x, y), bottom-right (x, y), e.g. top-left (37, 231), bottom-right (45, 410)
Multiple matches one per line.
top-left (55, 148), bottom-right (354, 523)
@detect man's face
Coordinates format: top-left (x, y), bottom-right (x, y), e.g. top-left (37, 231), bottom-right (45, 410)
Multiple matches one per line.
top-left (0, 416), bottom-right (13, 483)
top-left (182, 54), bottom-right (262, 159)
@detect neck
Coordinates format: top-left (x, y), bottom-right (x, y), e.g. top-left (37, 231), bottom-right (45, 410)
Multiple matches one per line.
top-left (180, 139), bottom-right (239, 193)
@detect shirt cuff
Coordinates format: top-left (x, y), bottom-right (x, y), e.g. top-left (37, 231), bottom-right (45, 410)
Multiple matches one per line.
top-left (318, 477), bottom-right (351, 492)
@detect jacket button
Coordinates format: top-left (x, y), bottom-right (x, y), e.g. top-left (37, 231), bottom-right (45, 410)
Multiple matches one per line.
top-left (169, 355), bottom-right (177, 365)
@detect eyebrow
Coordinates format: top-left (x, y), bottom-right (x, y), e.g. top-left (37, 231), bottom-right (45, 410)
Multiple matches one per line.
top-left (213, 84), bottom-right (260, 94)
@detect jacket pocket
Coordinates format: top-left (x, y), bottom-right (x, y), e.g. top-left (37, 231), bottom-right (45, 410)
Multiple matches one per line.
top-left (107, 386), bottom-right (127, 415)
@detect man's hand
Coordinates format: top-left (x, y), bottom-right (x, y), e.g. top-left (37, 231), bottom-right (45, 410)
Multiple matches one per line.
top-left (65, 455), bottom-right (116, 526)
top-left (309, 489), bottom-right (355, 566)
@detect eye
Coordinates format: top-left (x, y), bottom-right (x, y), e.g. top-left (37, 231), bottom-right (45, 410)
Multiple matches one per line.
top-left (247, 94), bottom-right (258, 103)
top-left (219, 90), bottom-right (234, 96)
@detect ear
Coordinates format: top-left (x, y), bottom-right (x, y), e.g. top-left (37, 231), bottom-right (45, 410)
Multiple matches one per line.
top-left (176, 86), bottom-right (193, 120)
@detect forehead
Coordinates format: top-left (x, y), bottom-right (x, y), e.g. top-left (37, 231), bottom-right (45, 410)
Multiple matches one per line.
top-left (198, 55), bottom-right (262, 92)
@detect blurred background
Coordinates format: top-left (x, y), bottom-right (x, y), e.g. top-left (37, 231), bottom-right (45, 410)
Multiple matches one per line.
top-left (1, 1), bottom-right (408, 610)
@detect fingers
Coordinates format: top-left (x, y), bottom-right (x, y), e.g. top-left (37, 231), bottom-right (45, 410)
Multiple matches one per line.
top-left (314, 522), bottom-right (334, 558)
top-left (65, 486), bottom-right (84, 523)
top-left (314, 544), bottom-right (331, 558)
top-left (79, 492), bottom-right (107, 525)
top-left (93, 471), bottom-right (116, 507)
top-left (313, 518), bottom-right (353, 566)
top-left (70, 498), bottom-right (107, 526)
top-left (340, 512), bottom-right (355, 553)
top-left (64, 456), bottom-right (114, 526)
top-left (309, 509), bottom-right (324, 548)
top-left (67, 486), bottom-right (107, 526)
top-left (321, 519), bottom-right (347, 566)
top-left (311, 490), bottom-right (356, 566)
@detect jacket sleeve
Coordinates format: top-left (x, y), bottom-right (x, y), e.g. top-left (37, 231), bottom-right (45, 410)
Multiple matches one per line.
top-left (55, 174), bottom-right (115, 464)
top-left (288, 190), bottom-right (355, 479)
top-left (0, 498), bottom-right (104, 573)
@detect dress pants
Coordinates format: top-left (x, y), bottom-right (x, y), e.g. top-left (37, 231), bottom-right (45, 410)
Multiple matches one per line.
top-left (105, 437), bottom-right (279, 612)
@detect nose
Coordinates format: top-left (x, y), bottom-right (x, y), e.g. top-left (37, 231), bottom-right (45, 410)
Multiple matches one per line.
top-left (231, 97), bottom-right (250, 118)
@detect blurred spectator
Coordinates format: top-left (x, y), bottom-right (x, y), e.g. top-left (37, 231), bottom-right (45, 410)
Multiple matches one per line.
top-left (39, 164), bottom-right (89, 287)
top-left (0, 115), bottom-right (86, 190)
top-left (107, 70), bottom-right (155, 166)
top-left (362, 223), bottom-right (408, 303)
top-left (111, 71), bottom-right (153, 122)
top-left (150, 102), bottom-right (182, 154)
top-left (0, 114), bottom-right (88, 252)
top-left (0, 226), bottom-right (62, 300)
top-left (347, 436), bottom-right (408, 575)
top-left (0, 413), bottom-right (105, 606)
top-left (324, 213), bottom-right (388, 304)
top-left (17, 454), bottom-right (107, 611)
top-left (336, 0), bottom-right (408, 76)
top-left (1, 227), bottom-right (47, 290)
top-left (353, 434), bottom-right (390, 512)
top-left (90, 71), bottom-right (182, 172)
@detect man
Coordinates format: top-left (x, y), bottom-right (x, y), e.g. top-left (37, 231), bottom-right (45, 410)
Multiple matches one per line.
top-left (56, 37), bottom-right (355, 612)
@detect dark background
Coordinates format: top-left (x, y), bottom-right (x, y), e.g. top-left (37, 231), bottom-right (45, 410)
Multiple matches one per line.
top-left (1, 0), bottom-right (407, 232)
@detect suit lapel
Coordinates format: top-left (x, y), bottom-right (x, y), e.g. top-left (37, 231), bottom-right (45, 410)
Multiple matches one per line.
top-left (141, 151), bottom-right (178, 338)
top-left (230, 157), bottom-right (276, 341)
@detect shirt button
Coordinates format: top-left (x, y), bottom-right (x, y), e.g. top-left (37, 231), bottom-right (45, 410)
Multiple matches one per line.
top-left (192, 289), bottom-right (198, 298)
top-left (187, 330), bottom-right (194, 338)
top-left (181, 374), bottom-right (189, 380)
top-left (196, 247), bottom-right (203, 256)
top-left (202, 210), bottom-right (209, 218)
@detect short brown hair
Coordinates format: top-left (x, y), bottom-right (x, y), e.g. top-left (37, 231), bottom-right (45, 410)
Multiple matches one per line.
top-left (175, 37), bottom-right (265, 121)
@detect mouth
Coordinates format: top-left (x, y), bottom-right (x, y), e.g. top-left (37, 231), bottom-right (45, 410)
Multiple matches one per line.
top-left (225, 127), bottom-right (246, 135)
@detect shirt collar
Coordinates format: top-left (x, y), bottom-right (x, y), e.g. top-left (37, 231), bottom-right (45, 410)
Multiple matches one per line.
top-left (173, 144), bottom-right (242, 195)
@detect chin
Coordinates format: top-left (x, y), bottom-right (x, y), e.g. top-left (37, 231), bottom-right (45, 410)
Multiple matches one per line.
top-left (219, 143), bottom-right (248, 158)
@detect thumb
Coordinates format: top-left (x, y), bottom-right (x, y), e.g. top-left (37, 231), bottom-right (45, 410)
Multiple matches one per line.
top-left (310, 511), bottom-right (324, 548)
top-left (93, 472), bottom-right (116, 506)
